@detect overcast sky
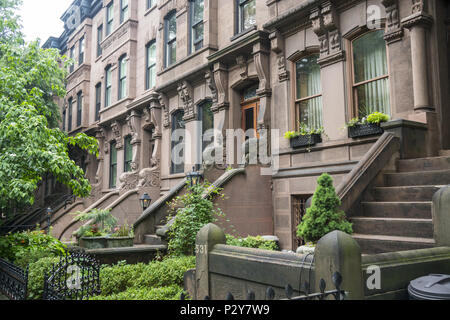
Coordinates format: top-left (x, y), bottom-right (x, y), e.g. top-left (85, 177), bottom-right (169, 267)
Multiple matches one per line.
top-left (18, 0), bottom-right (74, 43)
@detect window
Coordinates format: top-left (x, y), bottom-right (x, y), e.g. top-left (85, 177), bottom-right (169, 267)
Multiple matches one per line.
top-left (120, 0), bottom-right (129, 24)
top-left (76, 91), bottom-right (83, 127)
top-left (124, 136), bottom-right (133, 172)
top-left (68, 98), bottom-right (73, 132)
top-left (78, 36), bottom-right (85, 65)
top-left (295, 54), bottom-right (323, 130)
top-left (106, 2), bottom-right (114, 36)
top-left (97, 25), bottom-right (103, 57)
top-left (118, 55), bottom-right (127, 100)
top-left (109, 141), bottom-right (117, 188)
top-left (146, 0), bottom-right (155, 9)
top-left (190, 0), bottom-right (204, 53)
top-left (105, 65), bottom-right (112, 107)
top-left (165, 11), bottom-right (177, 67)
top-left (69, 46), bottom-right (75, 73)
top-left (146, 41), bottom-right (156, 90)
top-left (198, 100), bottom-right (214, 154)
top-left (62, 109), bottom-right (66, 131)
top-left (237, 0), bottom-right (256, 33)
top-left (171, 110), bottom-right (185, 174)
top-left (95, 83), bottom-right (102, 121)
top-left (351, 30), bottom-right (390, 117)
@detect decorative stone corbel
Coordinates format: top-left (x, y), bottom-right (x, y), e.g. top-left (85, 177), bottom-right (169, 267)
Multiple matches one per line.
top-left (310, 2), bottom-right (345, 68)
top-left (149, 93), bottom-right (162, 138)
top-left (126, 110), bottom-right (141, 144)
top-left (158, 93), bottom-right (170, 128)
top-left (382, 0), bottom-right (404, 44)
top-left (401, 0), bottom-right (433, 29)
top-left (236, 55), bottom-right (248, 79)
top-left (205, 70), bottom-right (218, 111)
top-left (177, 81), bottom-right (195, 122)
top-left (213, 62), bottom-right (229, 111)
top-left (269, 30), bottom-right (289, 82)
top-left (111, 121), bottom-right (123, 149)
top-left (253, 42), bottom-right (271, 133)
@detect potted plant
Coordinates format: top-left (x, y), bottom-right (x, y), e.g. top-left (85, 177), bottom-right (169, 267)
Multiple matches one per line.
top-left (73, 209), bottom-right (134, 249)
top-left (284, 123), bottom-right (324, 149)
top-left (346, 111), bottom-right (389, 139)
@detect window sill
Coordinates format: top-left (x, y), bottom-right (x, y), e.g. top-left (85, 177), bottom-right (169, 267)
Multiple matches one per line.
top-left (144, 4), bottom-right (157, 16)
top-left (157, 45), bottom-right (213, 77)
top-left (230, 25), bottom-right (257, 42)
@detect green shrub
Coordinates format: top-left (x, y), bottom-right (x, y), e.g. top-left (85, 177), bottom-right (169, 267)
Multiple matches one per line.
top-left (0, 228), bottom-right (67, 265)
top-left (90, 285), bottom-right (183, 300)
top-left (296, 173), bottom-right (353, 243)
top-left (27, 256), bottom-right (61, 300)
top-left (167, 181), bottom-right (225, 256)
top-left (72, 208), bottom-right (117, 238)
top-left (226, 235), bottom-right (279, 251)
top-left (366, 111), bottom-right (390, 124)
top-left (98, 255), bottom-right (195, 296)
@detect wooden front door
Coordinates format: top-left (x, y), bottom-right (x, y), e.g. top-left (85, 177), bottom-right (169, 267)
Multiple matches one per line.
top-left (241, 100), bottom-right (260, 138)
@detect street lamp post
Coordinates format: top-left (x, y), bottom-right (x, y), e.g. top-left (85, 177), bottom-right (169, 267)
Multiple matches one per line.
top-left (46, 207), bottom-right (53, 234)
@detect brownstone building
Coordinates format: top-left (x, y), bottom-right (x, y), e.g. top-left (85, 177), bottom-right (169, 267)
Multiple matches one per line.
top-left (38, 0), bottom-right (450, 254)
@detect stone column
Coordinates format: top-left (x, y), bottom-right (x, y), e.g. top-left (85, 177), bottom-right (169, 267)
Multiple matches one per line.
top-left (314, 230), bottom-right (364, 300)
top-left (195, 223), bottom-right (226, 300)
top-left (401, 0), bottom-right (434, 111)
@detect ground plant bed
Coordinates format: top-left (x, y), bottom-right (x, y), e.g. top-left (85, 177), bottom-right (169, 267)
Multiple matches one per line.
top-left (290, 134), bottom-right (322, 149)
top-left (79, 236), bottom-right (134, 250)
top-left (348, 123), bottom-right (384, 138)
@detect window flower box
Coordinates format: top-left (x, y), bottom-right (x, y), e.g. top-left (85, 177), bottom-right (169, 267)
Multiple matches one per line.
top-left (290, 134), bottom-right (322, 149)
top-left (348, 123), bottom-right (384, 139)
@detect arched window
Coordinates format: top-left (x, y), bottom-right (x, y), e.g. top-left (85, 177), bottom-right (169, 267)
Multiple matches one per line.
top-left (189, 0), bottom-right (204, 53)
top-left (351, 30), bottom-right (390, 117)
top-left (165, 11), bottom-right (177, 67)
top-left (295, 53), bottom-right (323, 130)
top-left (171, 110), bottom-right (185, 174)
top-left (118, 55), bottom-right (127, 99)
top-left (124, 135), bottom-right (133, 172)
top-left (146, 40), bottom-right (156, 90)
top-left (198, 100), bottom-right (214, 153)
top-left (105, 65), bottom-right (112, 107)
top-left (110, 141), bottom-right (117, 188)
top-left (76, 91), bottom-right (83, 127)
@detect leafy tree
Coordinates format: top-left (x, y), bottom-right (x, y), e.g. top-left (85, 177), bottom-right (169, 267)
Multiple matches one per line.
top-left (0, 0), bottom-right (98, 215)
top-left (297, 173), bottom-right (353, 243)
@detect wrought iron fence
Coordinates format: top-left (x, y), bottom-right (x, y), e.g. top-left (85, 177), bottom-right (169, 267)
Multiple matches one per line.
top-left (181, 271), bottom-right (345, 301)
top-left (0, 258), bottom-right (29, 300)
top-left (43, 251), bottom-right (101, 300)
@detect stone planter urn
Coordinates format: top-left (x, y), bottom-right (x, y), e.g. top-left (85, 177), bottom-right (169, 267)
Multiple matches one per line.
top-left (79, 236), bottom-right (134, 249)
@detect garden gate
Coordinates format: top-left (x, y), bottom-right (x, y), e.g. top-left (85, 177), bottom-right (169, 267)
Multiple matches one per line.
top-left (43, 251), bottom-right (101, 300)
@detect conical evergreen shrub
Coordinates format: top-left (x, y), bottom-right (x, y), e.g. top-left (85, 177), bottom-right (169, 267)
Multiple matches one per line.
top-left (297, 173), bottom-right (353, 243)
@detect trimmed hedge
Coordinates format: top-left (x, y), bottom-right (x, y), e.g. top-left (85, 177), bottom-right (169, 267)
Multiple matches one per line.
top-left (226, 234), bottom-right (279, 251)
top-left (90, 285), bottom-right (184, 300)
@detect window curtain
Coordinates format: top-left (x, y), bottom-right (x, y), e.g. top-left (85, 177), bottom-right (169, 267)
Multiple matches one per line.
top-left (296, 54), bottom-right (323, 129)
top-left (353, 30), bottom-right (390, 116)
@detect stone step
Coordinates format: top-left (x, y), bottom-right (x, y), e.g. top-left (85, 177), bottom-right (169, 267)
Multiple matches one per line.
top-left (351, 217), bottom-right (433, 238)
top-left (143, 234), bottom-right (165, 245)
top-left (352, 234), bottom-right (435, 254)
top-left (360, 201), bottom-right (432, 219)
top-left (369, 186), bottom-right (442, 202)
top-left (397, 156), bottom-right (450, 173)
top-left (384, 170), bottom-right (450, 186)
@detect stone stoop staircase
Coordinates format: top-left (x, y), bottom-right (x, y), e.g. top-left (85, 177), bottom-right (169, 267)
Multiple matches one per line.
top-left (352, 155), bottom-right (450, 254)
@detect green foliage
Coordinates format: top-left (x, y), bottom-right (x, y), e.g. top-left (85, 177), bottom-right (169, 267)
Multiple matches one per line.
top-left (0, 228), bottom-right (67, 266)
top-left (111, 221), bottom-right (134, 238)
top-left (72, 208), bottom-right (117, 238)
top-left (96, 255), bottom-right (195, 299)
top-left (27, 256), bottom-right (61, 300)
top-left (225, 234), bottom-right (279, 251)
top-left (89, 285), bottom-right (184, 301)
top-left (297, 173), bottom-right (353, 243)
top-left (0, 1), bottom-right (99, 213)
top-left (366, 112), bottom-right (390, 125)
top-left (167, 181), bottom-right (225, 256)
top-left (345, 112), bottom-right (390, 128)
top-left (284, 123), bottom-right (325, 140)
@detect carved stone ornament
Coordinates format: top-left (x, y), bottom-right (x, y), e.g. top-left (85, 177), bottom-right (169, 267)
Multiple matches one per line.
top-left (119, 171), bottom-right (140, 191)
top-left (177, 81), bottom-right (195, 122)
top-left (205, 70), bottom-right (218, 105)
top-left (126, 111), bottom-right (141, 144)
top-left (138, 167), bottom-right (160, 188)
top-left (213, 62), bottom-right (229, 110)
top-left (382, 0), bottom-right (404, 44)
top-left (236, 55), bottom-right (248, 79)
top-left (158, 93), bottom-right (170, 128)
top-left (111, 121), bottom-right (123, 149)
